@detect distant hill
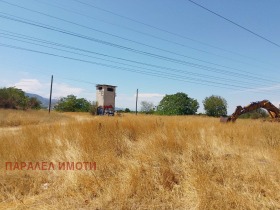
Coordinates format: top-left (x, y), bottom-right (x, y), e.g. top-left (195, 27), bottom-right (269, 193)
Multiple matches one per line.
top-left (25, 93), bottom-right (58, 108)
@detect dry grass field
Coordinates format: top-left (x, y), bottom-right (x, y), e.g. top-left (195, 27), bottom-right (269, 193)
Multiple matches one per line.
top-left (0, 109), bottom-right (280, 210)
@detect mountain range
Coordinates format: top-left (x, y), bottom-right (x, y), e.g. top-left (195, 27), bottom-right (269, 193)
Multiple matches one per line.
top-left (25, 93), bottom-right (58, 108)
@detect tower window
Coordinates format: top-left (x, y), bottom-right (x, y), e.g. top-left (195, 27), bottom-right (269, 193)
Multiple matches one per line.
top-left (107, 87), bottom-right (114, 92)
top-left (98, 87), bottom-right (102, 90)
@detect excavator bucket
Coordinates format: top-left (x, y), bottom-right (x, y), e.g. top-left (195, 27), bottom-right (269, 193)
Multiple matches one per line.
top-left (220, 116), bottom-right (229, 123)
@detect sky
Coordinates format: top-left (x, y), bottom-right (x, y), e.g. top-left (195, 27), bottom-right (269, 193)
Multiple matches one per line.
top-left (0, 0), bottom-right (280, 113)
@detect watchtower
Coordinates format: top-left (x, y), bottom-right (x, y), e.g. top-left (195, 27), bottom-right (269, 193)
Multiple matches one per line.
top-left (96, 84), bottom-right (117, 115)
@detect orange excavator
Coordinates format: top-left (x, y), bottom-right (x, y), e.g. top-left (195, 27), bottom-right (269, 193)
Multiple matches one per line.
top-left (221, 100), bottom-right (280, 122)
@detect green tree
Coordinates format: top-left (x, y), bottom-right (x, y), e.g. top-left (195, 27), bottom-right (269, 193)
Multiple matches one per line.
top-left (124, 108), bottom-right (131, 113)
top-left (140, 101), bottom-right (154, 114)
top-left (54, 95), bottom-right (91, 112)
top-left (0, 87), bottom-right (29, 110)
top-left (157, 92), bottom-right (199, 115)
top-left (203, 95), bottom-right (227, 117)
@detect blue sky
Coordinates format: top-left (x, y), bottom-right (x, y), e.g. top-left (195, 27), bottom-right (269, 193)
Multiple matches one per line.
top-left (0, 0), bottom-right (280, 113)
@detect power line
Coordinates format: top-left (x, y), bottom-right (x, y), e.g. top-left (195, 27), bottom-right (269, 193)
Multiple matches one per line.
top-left (1, 30), bottom-right (278, 86)
top-left (3, 61), bottom-right (98, 87)
top-left (72, 0), bottom-right (280, 58)
top-left (0, 34), bottom-right (264, 88)
top-left (0, 12), bottom-right (276, 85)
top-left (0, 42), bottom-right (254, 91)
top-left (0, 0), bottom-right (266, 76)
top-left (0, 6), bottom-right (279, 93)
top-left (1, 42), bottom-right (279, 96)
top-left (31, 0), bottom-right (275, 69)
top-left (186, 0), bottom-right (280, 48)
top-left (0, 40), bottom-right (278, 94)
top-left (0, 67), bottom-right (97, 98)
top-left (2, 1), bottom-right (274, 98)
top-left (7, 62), bottom-right (280, 99)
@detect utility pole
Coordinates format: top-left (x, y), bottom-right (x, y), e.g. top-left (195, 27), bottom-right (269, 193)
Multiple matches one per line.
top-left (48, 75), bottom-right (53, 114)
top-left (136, 89), bottom-right (138, 115)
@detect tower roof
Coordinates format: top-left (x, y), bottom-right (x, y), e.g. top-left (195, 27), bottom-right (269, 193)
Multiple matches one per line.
top-left (96, 84), bottom-right (117, 88)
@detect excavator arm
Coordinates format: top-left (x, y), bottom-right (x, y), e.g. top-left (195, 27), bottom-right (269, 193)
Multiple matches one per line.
top-left (225, 100), bottom-right (280, 122)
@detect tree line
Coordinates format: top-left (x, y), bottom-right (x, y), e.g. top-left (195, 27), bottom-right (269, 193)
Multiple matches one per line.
top-left (0, 87), bottom-right (98, 113)
top-left (0, 87), bottom-right (268, 118)
top-left (139, 92), bottom-right (227, 117)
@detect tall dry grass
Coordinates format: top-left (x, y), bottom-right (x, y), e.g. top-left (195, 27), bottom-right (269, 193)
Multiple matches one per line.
top-left (0, 109), bottom-right (72, 127)
top-left (0, 111), bottom-right (279, 209)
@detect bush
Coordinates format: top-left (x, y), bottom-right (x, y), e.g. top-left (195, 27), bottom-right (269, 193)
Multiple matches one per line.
top-left (54, 95), bottom-right (91, 112)
top-left (239, 108), bottom-right (268, 119)
top-left (0, 87), bottom-right (41, 110)
top-left (89, 102), bottom-right (98, 115)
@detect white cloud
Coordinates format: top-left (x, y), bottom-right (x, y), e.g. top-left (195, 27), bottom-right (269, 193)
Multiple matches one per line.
top-left (137, 93), bottom-right (165, 98)
top-left (52, 83), bottom-right (83, 99)
top-left (14, 78), bottom-right (84, 99)
top-left (115, 94), bottom-right (135, 109)
top-left (116, 93), bottom-right (164, 110)
top-left (14, 79), bottom-right (43, 93)
top-left (137, 93), bottom-right (164, 105)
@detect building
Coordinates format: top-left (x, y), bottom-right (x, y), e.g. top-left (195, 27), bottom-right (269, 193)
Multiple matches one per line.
top-left (96, 84), bottom-right (117, 115)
